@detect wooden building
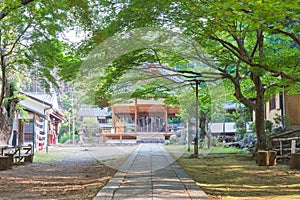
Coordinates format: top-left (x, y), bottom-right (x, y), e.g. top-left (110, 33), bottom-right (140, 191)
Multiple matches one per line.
top-left (15, 92), bottom-right (64, 151)
top-left (284, 93), bottom-right (300, 126)
top-left (101, 99), bottom-right (180, 142)
top-left (263, 92), bottom-right (300, 127)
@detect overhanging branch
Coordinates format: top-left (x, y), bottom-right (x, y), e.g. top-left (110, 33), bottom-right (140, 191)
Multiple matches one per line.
top-left (273, 29), bottom-right (300, 46)
top-left (0, 0), bottom-right (35, 21)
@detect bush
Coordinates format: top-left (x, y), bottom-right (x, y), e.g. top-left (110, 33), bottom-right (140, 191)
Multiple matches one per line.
top-left (58, 133), bottom-right (79, 144)
top-left (58, 133), bottom-right (71, 143)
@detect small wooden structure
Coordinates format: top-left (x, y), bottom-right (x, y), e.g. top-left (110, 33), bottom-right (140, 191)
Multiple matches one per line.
top-left (271, 129), bottom-right (300, 159)
top-left (18, 92), bottom-right (64, 150)
top-left (111, 99), bottom-right (179, 133)
top-left (0, 144), bottom-right (33, 170)
top-left (271, 128), bottom-right (300, 169)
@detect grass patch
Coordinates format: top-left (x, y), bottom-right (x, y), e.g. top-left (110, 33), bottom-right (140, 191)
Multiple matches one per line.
top-left (209, 146), bottom-right (247, 154)
top-left (164, 144), bottom-right (300, 199)
top-left (164, 144), bottom-right (247, 156)
top-left (33, 151), bottom-right (64, 163)
top-left (175, 151), bottom-right (300, 199)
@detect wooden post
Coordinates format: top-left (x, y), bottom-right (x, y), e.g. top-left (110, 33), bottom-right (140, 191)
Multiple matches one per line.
top-left (112, 106), bottom-right (116, 133)
top-left (268, 150), bottom-right (277, 166)
top-left (290, 153), bottom-right (300, 170)
top-left (0, 156), bottom-right (9, 170)
top-left (279, 141), bottom-right (283, 155)
top-left (4, 153), bottom-right (13, 168)
top-left (135, 99), bottom-right (138, 133)
top-left (18, 119), bottom-right (24, 145)
top-left (291, 140), bottom-right (296, 154)
top-left (257, 150), bottom-right (269, 166)
top-left (164, 106), bottom-right (168, 133)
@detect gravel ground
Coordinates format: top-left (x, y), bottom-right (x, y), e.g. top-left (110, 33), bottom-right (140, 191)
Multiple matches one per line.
top-left (0, 144), bottom-right (137, 200)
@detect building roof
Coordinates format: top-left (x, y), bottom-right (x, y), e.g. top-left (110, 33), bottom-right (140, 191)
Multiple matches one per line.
top-left (114, 99), bottom-right (165, 106)
top-left (20, 92), bottom-right (64, 120)
top-left (78, 105), bottom-right (111, 117)
top-left (23, 92), bottom-right (59, 109)
top-left (223, 101), bottom-right (245, 110)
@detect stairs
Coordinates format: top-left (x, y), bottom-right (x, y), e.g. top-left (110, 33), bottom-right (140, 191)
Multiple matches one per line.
top-left (136, 134), bottom-right (165, 143)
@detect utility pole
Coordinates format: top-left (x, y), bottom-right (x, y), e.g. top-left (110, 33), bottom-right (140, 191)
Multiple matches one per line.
top-left (71, 89), bottom-right (75, 145)
top-left (194, 80), bottom-right (199, 157)
top-left (72, 115), bottom-right (75, 144)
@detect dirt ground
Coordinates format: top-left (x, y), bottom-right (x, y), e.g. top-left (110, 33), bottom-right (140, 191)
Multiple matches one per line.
top-left (0, 144), bottom-right (137, 200)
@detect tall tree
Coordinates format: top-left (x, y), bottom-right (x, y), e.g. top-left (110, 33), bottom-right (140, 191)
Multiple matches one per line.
top-left (0, 0), bottom-right (97, 144)
top-left (69, 0), bottom-right (299, 151)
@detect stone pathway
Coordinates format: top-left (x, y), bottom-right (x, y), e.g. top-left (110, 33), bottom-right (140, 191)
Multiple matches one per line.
top-left (94, 143), bottom-right (209, 200)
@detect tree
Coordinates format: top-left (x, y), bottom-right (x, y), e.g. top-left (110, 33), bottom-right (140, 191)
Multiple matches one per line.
top-left (71, 0), bottom-right (299, 151)
top-left (0, 0), bottom-right (98, 144)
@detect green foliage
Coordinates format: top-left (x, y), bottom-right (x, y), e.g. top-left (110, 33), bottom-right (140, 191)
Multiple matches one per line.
top-left (230, 106), bottom-right (252, 138)
top-left (264, 120), bottom-right (273, 133)
top-left (273, 113), bottom-right (291, 132)
top-left (168, 118), bottom-right (181, 124)
top-left (58, 132), bottom-right (79, 144)
top-left (250, 119), bottom-right (274, 134)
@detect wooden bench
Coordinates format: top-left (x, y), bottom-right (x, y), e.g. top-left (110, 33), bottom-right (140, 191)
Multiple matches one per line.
top-left (14, 145), bottom-right (34, 163)
top-left (14, 153), bottom-right (33, 163)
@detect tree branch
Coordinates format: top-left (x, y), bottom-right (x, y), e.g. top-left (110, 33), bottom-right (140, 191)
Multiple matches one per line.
top-left (210, 36), bottom-right (240, 55)
top-left (4, 22), bottom-right (33, 57)
top-left (213, 34), bottom-right (300, 82)
top-left (273, 28), bottom-right (300, 46)
top-left (0, 0), bottom-right (35, 21)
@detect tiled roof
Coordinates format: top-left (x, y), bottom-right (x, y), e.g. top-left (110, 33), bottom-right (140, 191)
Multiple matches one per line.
top-left (24, 92), bottom-right (56, 106)
top-left (137, 99), bottom-right (164, 105)
top-left (113, 99), bottom-right (166, 106)
top-left (78, 105), bottom-right (111, 117)
top-left (223, 101), bottom-right (245, 110)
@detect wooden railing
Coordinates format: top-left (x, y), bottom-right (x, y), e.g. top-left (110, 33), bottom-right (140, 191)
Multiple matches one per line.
top-left (272, 136), bottom-right (300, 159)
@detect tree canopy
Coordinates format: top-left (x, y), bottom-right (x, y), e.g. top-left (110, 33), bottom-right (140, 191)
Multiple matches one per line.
top-left (61, 0), bottom-right (300, 151)
top-left (0, 0), bottom-right (100, 143)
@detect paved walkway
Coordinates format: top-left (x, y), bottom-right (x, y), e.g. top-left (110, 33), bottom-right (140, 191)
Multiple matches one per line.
top-left (94, 143), bottom-right (209, 200)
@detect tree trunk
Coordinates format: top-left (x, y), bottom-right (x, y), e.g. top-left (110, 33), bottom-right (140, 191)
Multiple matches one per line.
top-left (200, 111), bottom-right (210, 149)
top-left (200, 113), bottom-right (206, 142)
top-left (0, 82), bottom-right (19, 144)
top-left (251, 72), bottom-right (267, 150)
top-left (254, 29), bottom-right (267, 151)
top-left (255, 98), bottom-right (267, 150)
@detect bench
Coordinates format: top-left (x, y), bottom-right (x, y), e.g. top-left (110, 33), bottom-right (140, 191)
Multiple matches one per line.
top-left (14, 145), bottom-right (34, 163)
top-left (14, 153), bottom-right (33, 163)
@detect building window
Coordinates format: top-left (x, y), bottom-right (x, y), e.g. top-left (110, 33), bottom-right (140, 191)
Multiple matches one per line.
top-left (269, 96), bottom-right (276, 111)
